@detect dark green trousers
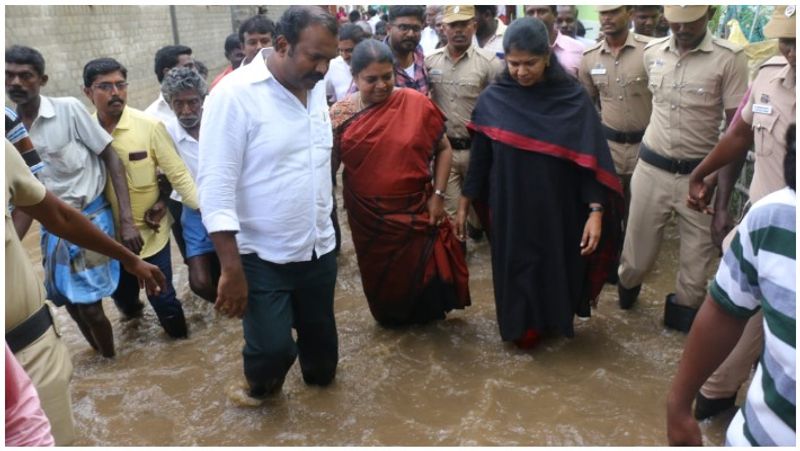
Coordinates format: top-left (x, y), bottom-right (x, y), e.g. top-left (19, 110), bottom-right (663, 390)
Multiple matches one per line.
top-left (241, 251), bottom-right (338, 396)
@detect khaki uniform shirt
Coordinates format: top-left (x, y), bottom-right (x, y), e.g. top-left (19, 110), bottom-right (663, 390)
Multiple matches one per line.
top-left (5, 140), bottom-right (47, 331)
top-left (98, 106), bottom-right (198, 259)
top-left (642, 31), bottom-right (748, 160)
top-left (425, 45), bottom-right (504, 142)
top-left (579, 32), bottom-right (653, 174)
top-left (741, 56), bottom-right (796, 203)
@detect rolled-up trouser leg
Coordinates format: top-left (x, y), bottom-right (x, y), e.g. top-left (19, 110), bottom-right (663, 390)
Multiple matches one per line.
top-left (240, 253), bottom-right (299, 396)
top-left (291, 251), bottom-right (338, 386)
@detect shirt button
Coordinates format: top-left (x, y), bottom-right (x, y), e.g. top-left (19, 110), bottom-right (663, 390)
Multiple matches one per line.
top-left (614, 60), bottom-right (619, 65)
top-left (671, 105), bottom-right (677, 110)
top-left (676, 62), bottom-right (681, 67)
top-left (618, 96), bottom-right (623, 101)
top-left (616, 77), bottom-right (621, 83)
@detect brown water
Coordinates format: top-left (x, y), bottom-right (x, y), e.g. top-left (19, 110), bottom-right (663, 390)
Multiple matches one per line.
top-left (21, 192), bottom-right (736, 446)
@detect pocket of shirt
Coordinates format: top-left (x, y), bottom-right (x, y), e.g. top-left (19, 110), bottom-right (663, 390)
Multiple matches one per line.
top-left (591, 73), bottom-right (610, 97)
top-left (126, 152), bottom-right (157, 189)
top-left (648, 74), bottom-right (664, 102)
top-left (752, 111), bottom-right (780, 157)
top-left (683, 80), bottom-right (720, 108)
top-left (312, 110), bottom-right (334, 149)
top-left (624, 74), bottom-right (650, 98)
top-left (45, 140), bottom-right (86, 176)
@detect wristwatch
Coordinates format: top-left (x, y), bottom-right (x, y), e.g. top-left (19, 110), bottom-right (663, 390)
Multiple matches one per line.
top-left (434, 189), bottom-right (446, 199)
top-left (589, 205), bottom-right (604, 213)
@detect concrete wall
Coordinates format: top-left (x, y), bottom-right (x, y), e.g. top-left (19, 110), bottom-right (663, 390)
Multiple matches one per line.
top-left (4, 5), bottom-right (287, 110)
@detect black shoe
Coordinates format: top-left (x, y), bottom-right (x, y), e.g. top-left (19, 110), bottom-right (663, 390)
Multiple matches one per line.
top-left (694, 392), bottom-right (736, 420)
top-left (618, 284), bottom-right (641, 310)
top-left (664, 293), bottom-right (698, 333)
top-left (466, 224), bottom-right (484, 241)
top-left (159, 312), bottom-right (188, 338)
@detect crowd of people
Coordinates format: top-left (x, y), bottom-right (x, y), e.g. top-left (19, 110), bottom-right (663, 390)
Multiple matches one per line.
top-left (4, 4), bottom-right (795, 447)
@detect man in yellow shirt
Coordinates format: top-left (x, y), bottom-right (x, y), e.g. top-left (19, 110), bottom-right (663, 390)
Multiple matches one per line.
top-left (83, 57), bottom-right (199, 338)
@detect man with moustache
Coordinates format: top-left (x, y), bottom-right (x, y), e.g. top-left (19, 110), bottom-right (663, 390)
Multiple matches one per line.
top-left (631, 5), bottom-right (665, 38)
top-left (579, 6), bottom-right (652, 225)
top-left (197, 6), bottom-right (340, 405)
top-left (426, 5), bottom-right (502, 244)
top-left (83, 57), bottom-right (199, 339)
top-left (5, 45), bottom-right (140, 360)
top-left (238, 15), bottom-right (276, 67)
top-left (684, 5), bottom-right (796, 420)
top-left (160, 67), bottom-right (220, 304)
top-left (474, 5), bottom-right (507, 59)
top-left (525, 5), bottom-right (585, 77)
top-left (616, 6), bottom-right (748, 331)
top-left (385, 5), bottom-right (430, 95)
top-left (556, 5), bottom-right (595, 47)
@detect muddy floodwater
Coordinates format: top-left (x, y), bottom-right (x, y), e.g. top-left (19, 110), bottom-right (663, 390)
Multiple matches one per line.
top-left (20, 183), bottom-right (737, 446)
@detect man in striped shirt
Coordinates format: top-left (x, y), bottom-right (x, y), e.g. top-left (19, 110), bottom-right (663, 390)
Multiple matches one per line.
top-left (667, 124), bottom-right (796, 446)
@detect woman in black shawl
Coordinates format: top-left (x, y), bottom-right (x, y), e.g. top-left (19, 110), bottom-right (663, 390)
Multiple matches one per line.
top-left (454, 17), bottom-right (623, 349)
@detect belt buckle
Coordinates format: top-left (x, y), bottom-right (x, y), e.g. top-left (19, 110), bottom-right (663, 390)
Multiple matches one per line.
top-left (673, 159), bottom-right (688, 174)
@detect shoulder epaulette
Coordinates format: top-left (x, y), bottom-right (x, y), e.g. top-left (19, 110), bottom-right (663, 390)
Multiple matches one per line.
top-left (711, 37), bottom-right (744, 53)
top-left (758, 55), bottom-right (789, 69)
top-left (582, 40), bottom-right (603, 55)
top-left (643, 35), bottom-right (670, 50)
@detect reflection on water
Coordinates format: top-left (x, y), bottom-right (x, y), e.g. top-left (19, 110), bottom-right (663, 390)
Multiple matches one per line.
top-left (20, 192), bottom-right (733, 445)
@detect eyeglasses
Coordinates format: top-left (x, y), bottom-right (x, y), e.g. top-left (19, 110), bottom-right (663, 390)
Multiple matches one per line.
top-left (396, 24), bottom-right (422, 33)
top-left (92, 81), bottom-right (129, 92)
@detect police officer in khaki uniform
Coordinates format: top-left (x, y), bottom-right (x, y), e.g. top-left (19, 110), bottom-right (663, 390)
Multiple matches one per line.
top-left (425, 5), bottom-right (503, 239)
top-left (617, 5), bottom-right (748, 331)
top-left (684, 5), bottom-right (796, 419)
top-left (578, 5), bottom-right (652, 217)
top-left (5, 140), bottom-right (165, 444)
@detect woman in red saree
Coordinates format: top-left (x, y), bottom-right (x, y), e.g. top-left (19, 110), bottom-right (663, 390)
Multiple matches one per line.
top-left (330, 40), bottom-right (470, 326)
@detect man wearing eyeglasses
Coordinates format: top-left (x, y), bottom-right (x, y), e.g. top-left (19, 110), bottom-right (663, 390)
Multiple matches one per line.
top-left (83, 57), bottom-right (199, 340)
top-left (5, 45), bottom-right (140, 362)
top-left (385, 5), bottom-right (430, 95)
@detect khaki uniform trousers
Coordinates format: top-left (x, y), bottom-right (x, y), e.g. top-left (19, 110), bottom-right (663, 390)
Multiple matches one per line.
top-left (14, 325), bottom-right (75, 445)
top-left (618, 160), bottom-right (717, 308)
top-left (444, 148), bottom-right (481, 229)
top-left (700, 227), bottom-right (763, 399)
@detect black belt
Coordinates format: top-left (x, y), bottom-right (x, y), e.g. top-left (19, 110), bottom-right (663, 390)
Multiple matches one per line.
top-left (603, 125), bottom-right (645, 144)
top-left (639, 143), bottom-right (703, 175)
top-left (6, 305), bottom-right (54, 354)
top-left (448, 137), bottom-right (472, 150)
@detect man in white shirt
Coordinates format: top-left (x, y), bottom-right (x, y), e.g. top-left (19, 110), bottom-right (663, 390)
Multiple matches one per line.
top-left (324, 23), bottom-right (366, 104)
top-left (161, 67), bottom-right (219, 304)
top-left (420, 5), bottom-right (443, 55)
top-left (367, 6), bottom-right (382, 33)
top-left (198, 6), bottom-right (340, 405)
top-left (144, 45), bottom-right (195, 124)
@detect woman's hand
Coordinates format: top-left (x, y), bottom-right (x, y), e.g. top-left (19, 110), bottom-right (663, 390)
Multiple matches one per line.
top-left (452, 196), bottom-right (470, 241)
top-left (427, 194), bottom-right (445, 226)
top-left (580, 211), bottom-right (603, 256)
